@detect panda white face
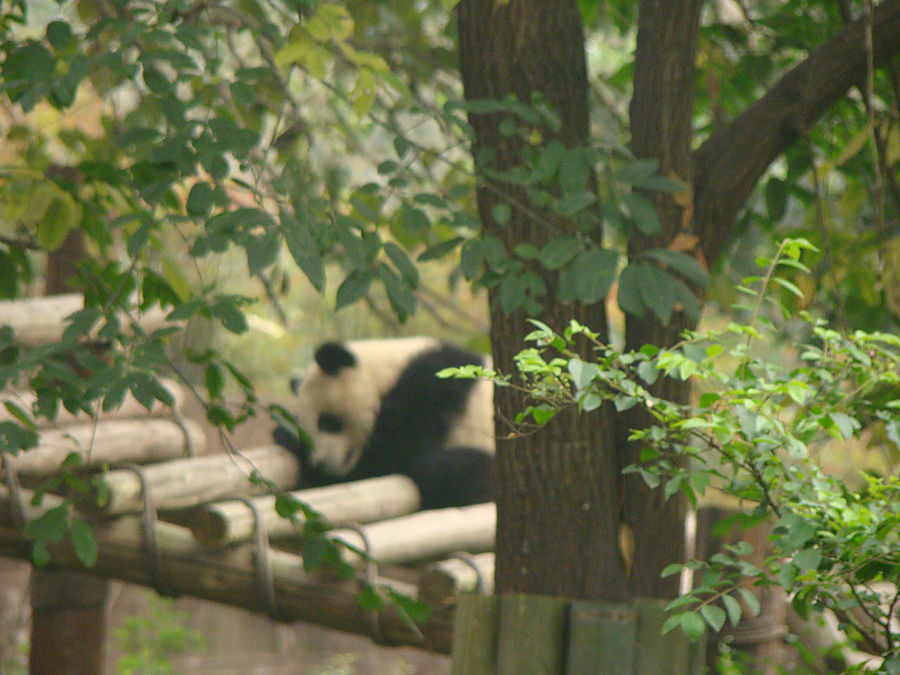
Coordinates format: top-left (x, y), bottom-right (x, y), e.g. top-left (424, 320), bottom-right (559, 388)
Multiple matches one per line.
top-left (292, 338), bottom-right (439, 476)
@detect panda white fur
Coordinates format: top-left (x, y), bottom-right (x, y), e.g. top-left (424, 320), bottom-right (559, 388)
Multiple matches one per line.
top-left (273, 337), bottom-right (494, 510)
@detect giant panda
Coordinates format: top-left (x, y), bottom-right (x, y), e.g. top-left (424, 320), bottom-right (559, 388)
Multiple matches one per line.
top-left (273, 337), bottom-right (494, 510)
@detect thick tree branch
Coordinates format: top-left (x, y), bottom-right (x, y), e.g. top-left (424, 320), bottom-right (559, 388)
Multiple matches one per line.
top-left (694, 0), bottom-right (900, 266)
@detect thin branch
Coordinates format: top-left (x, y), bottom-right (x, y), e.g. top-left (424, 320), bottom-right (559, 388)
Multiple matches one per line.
top-left (693, 0), bottom-right (900, 266)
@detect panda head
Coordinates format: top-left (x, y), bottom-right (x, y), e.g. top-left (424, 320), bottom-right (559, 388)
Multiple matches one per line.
top-left (291, 337), bottom-right (438, 476)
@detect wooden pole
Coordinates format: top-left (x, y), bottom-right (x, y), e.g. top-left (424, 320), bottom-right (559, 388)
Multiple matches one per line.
top-left (29, 233), bottom-right (109, 675)
top-left (495, 594), bottom-right (569, 675)
top-left (0, 293), bottom-right (170, 348)
top-left (332, 503), bottom-right (495, 567)
top-left (87, 445), bottom-right (300, 515)
top-left (13, 418), bottom-right (205, 480)
top-left (420, 553), bottom-right (495, 606)
top-left (29, 569), bottom-right (109, 675)
top-left (192, 474), bottom-right (421, 546)
top-left (451, 593), bottom-right (500, 675)
top-left (0, 487), bottom-right (456, 654)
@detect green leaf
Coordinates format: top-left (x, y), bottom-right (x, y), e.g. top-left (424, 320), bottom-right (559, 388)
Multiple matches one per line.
top-left (142, 66), bottom-right (170, 95)
top-left (492, 202), bottom-right (511, 225)
top-left (794, 547), bottom-right (822, 572)
top-left (336, 270), bottom-right (373, 310)
top-left (617, 264), bottom-right (646, 318)
top-left (400, 203), bottom-right (429, 233)
top-left (773, 276), bottom-right (804, 299)
top-left (637, 359), bottom-right (659, 385)
top-left (568, 358), bottom-right (599, 389)
top-left (700, 605), bottom-right (726, 633)
top-left (205, 363), bottom-right (224, 400)
top-left (636, 264), bottom-right (677, 324)
top-left (737, 588), bottom-right (761, 617)
top-left (209, 299), bottom-right (248, 334)
top-left (378, 264), bottom-right (416, 320)
top-left (186, 182), bottom-right (215, 217)
top-left (776, 513), bottom-right (816, 548)
top-left (661, 563), bottom-right (684, 578)
top-left (388, 589), bottom-right (432, 624)
top-left (535, 140), bottom-right (564, 183)
top-left (416, 237), bottom-right (461, 263)
top-left (282, 217), bottom-right (325, 292)
top-left (643, 248), bottom-right (710, 288)
top-left (0, 421), bottom-right (40, 454)
top-left (539, 237), bottom-right (580, 270)
top-left (358, 584), bottom-right (384, 612)
top-left (722, 594), bottom-right (742, 627)
top-left (828, 412), bottom-right (859, 439)
top-left (622, 192), bottom-right (660, 235)
top-left (46, 20), bottom-right (73, 50)
top-left (36, 189), bottom-right (81, 252)
top-left (569, 248), bottom-right (618, 304)
top-left (383, 242), bottom-right (419, 287)
top-left (559, 146), bottom-right (591, 194)
top-left (70, 518), bottom-right (98, 567)
top-left (245, 231), bottom-right (280, 276)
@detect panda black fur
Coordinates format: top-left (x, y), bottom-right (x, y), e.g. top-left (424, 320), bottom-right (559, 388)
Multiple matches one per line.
top-left (273, 337), bottom-right (494, 510)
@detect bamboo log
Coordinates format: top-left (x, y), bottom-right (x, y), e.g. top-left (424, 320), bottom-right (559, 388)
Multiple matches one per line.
top-left (0, 488), bottom-right (455, 654)
top-left (419, 553), bottom-right (495, 606)
top-left (11, 418), bottom-right (205, 479)
top-left (87, 446), bottom-right (301, 515)
top-left (0, 293), bottom-right (170, 347)
top-left (193, 474), bottom-right (421, 547)
top-left (0, 378), bottom-right (187, 428)
top-left (331, 502), bottom-right (495, 567)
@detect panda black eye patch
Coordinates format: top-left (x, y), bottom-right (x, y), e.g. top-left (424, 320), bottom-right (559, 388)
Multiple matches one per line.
top-left (317, 413), bottom-right (344, 433)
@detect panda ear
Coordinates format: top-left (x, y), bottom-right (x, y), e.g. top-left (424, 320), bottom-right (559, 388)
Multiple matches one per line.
top-left (314, 342), bottom-right (356, 376)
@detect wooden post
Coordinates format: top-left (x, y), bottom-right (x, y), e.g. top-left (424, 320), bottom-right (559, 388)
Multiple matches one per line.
top-left (566, 600), bottom-right (637, 675)
top-left (452, 594), bottom-right (706, 675)
top-left (451, 594), bottom-right (500, 675)
top-left (29, 232), bottom-right (111, 675)
top-left (29, 570), bottom-right (109, 675)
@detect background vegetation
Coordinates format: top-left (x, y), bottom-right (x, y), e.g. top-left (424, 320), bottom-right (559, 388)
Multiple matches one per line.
top-left (0, 0), bottom-right (898, 671)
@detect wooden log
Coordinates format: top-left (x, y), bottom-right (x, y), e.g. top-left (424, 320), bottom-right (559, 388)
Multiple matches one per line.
top-left (0, 378), bottom-right (187, 428)
top-left (495, 593), bottom-right (569, 675)
top-left (331, 502), bottom-right (495, 567)
top-left (0, 487), bottom-right (455, 654)
top-left (86, 445), bottom-right (301, 515)
top-left (11, 418), bottom-right (205, 479)
top-left (0, 293), bottom-right (170, 347)
top-left (451, 593), bottom-right (500, 675)
top-left (420, 553), bottom-right (495, 606)
top-left (192, 474), bottom-right (421, 547)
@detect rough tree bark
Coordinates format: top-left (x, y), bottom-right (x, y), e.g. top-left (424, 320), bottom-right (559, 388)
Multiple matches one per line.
top-left (623, 0), bottom-right (704, 599)
top-left (457, 0), bottom-right (900, 605)
top-left (458, 0), bottom-right (628, 602)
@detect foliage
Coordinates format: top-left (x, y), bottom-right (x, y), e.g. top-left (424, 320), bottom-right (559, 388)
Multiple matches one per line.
top-left (0, 0), bottom-right (896, 646)
top-left (0, 0), bottom-right (700, 566)
top-left (450, 239), bottom-right (899, 671)
top-left (113, 590), bottom-right (206, 675)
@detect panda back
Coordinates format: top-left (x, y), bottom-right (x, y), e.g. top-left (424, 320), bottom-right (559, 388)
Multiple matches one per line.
top-left (356, 342), bottom-right (494, 474)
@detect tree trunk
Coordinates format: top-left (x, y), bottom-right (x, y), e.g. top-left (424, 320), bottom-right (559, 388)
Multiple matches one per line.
top-left (458, 0), bottom-right (628, 601)
top-left (623, 0), bottom-right (704, 599)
